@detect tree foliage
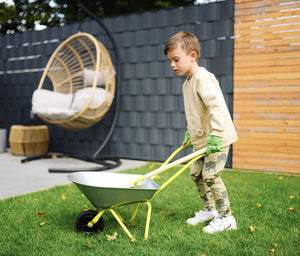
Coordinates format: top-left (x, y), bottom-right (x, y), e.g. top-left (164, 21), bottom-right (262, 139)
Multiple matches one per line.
top-left (0, 0), bottom-right (194, 34)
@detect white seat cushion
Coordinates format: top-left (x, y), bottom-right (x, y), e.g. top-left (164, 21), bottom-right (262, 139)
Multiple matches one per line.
top-left (71, 87), bottom-right (113, 112)
top-left (32, 107), bottom-right (77, 120)
top-left (32, 89), bottom-right (76, 120)
top-left (32, 88), bottom-right (113, 121)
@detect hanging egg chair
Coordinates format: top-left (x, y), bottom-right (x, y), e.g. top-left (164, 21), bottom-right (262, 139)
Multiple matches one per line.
top-left (32, 31), bottom-right (116, 131)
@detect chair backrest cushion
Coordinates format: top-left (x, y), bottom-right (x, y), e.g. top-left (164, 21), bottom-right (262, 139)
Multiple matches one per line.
top-left (83, 67), bottom-right (115, 87)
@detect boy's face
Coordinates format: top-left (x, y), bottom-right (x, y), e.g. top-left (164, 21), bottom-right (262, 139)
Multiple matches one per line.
top-left (166, 45), bottom-right (198, 79)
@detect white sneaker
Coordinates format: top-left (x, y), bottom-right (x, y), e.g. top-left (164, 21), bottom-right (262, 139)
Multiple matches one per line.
top-left (202, 215), bottom-right (237, 233)
top-left (186, 210), bottom-right (218, 226)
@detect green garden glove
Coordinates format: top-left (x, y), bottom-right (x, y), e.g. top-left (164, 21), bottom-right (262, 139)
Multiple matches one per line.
top-left (182, 131), bottom-right (192, 148)
top-left (206, 132), bottom-right (224, 156)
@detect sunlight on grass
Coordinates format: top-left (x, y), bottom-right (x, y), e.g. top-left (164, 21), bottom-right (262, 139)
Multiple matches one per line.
top-left (0, 163), bottom-right (299, 255)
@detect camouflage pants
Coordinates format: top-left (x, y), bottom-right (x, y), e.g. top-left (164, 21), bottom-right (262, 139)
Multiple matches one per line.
top-left (190, 145), bottom-right (231, 217)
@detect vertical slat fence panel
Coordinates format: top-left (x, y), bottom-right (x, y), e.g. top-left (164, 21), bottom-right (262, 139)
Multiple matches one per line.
top-left (233, 0), bottom-right (300, 173)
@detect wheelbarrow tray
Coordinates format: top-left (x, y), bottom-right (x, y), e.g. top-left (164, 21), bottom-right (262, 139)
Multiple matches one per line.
top-left (68, 172), bottom-right (160, 209)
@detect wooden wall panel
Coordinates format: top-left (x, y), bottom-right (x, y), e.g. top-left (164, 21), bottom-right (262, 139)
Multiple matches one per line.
top-left (233, 0), bottom-right (300, 173)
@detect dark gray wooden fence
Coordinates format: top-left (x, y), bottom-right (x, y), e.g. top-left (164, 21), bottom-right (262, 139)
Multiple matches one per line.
top-left (0, 1), bottom-right (234, 165)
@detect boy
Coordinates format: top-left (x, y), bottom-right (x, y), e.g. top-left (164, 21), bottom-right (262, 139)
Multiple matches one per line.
top-left (164, 31), bottom-right (238, 233)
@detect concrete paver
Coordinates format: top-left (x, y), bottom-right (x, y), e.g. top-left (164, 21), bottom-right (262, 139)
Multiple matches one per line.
top-left (0, 151), bottom-right (146, 200)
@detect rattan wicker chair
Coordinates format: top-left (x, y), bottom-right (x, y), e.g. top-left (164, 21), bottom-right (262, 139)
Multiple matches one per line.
top-left (32, 32), bottom-right (115, 131)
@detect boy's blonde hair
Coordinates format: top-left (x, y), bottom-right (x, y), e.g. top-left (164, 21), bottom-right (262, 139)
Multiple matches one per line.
top-left (164, 31), bottom-right (201, 61)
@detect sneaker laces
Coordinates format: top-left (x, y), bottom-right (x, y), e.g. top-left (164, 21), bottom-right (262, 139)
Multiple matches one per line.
top-left (195, 210), bottom-right (207, 217)
top-left (208, 216), bottom-right (223, 227)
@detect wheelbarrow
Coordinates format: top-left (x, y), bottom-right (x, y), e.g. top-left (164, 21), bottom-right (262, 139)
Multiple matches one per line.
top-left (68, 144), bottom-right (206, 241)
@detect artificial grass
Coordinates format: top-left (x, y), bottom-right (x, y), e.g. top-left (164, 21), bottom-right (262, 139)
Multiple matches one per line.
top-left (0, 163), bottom-right (299, 256)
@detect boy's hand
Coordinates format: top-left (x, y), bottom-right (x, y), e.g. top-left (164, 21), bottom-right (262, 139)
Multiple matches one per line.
top-left (206, 132), bottom-right (224, 156)
top-left (182, 131), bottom-right (192, 148)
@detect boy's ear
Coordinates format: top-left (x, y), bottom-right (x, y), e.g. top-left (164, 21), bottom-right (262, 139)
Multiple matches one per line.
top-left (190, 51), bottom-right (198, 60)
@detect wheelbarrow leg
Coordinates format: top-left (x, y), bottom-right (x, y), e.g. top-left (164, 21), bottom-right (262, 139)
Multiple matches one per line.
top-left (112, 207), bottom-right (125, 222)
top-left (129, 203), bottom-right (140, 222)
top-left (109, 209), bottom-right (136, 242)
top-left (88, 209), bottom-right (105, 228)
top-left (144, 201), bottom-right (152, 240)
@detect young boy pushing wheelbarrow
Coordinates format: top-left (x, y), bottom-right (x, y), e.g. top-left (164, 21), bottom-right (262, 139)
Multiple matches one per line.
top-left (164, 31), bottom-right (238, 233)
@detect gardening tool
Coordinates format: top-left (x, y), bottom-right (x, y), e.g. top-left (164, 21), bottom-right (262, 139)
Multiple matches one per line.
top-left (123, 147), bottom-right (206, 187)
top-left (68, 144), bottom-right (206, 241)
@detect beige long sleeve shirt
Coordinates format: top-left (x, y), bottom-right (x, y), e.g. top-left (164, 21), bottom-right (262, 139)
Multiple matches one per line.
top-left (182, 67), bottom-right (238, 150)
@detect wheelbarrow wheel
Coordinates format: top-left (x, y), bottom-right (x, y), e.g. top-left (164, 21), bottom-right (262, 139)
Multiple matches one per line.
top-left (75, 210), bottom-right (104, 235)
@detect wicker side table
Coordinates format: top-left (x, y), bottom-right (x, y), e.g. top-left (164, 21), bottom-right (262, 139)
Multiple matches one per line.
top-left (9, 125), bottom-right (50, 156)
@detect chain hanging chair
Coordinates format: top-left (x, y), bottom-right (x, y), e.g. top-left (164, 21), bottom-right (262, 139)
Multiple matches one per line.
top-left (32, 32), bottom-right (116, 131)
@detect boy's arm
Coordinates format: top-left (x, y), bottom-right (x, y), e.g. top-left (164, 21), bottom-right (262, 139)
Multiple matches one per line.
top-left (197, 77), bottom-right (226, 137)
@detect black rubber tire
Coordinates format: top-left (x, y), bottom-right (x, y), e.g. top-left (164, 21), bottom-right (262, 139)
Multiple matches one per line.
top-left (75, 210), bottom-right (104, 235)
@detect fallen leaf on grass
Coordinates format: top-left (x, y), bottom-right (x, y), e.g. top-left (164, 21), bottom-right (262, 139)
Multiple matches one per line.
top-left (289, 195), bottom-right (295, 200)
top-left (17, 199), bottom-right (20, 204)
top-left (128, 223), bottom-right (136, 228)
top-left (250, 226), bottom-right (255, 232)
top-left (288, 208), bottom-right (295, 213)
top-left (36, 212), bottom-right (46, 216)
top-left (256, 203), bottom-right (261, 208)
top-left (40, 221), bottom-right (48, 227)
top-left (273, 243), bottom-right (278, 247)
top-left (270, 247), bottom-right (275, 255)
top-left (106, 231), bottom-right (118, 242)
top-left (277, 176), bottom-right (283, 180)
top-left (61, 193), bottom-right (66, 200)
top-left (160, 210), bottom-right (175, 216)
top-left (154, 175), bottom-right (161, 179)
top-left (148, 163), bottom-right (155, 169)
top-left (86, 239), bottom-right (93, 248)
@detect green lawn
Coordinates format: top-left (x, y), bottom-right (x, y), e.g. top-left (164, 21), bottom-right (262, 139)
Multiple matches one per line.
top-left (0, 163), bottom-right (299, 256)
